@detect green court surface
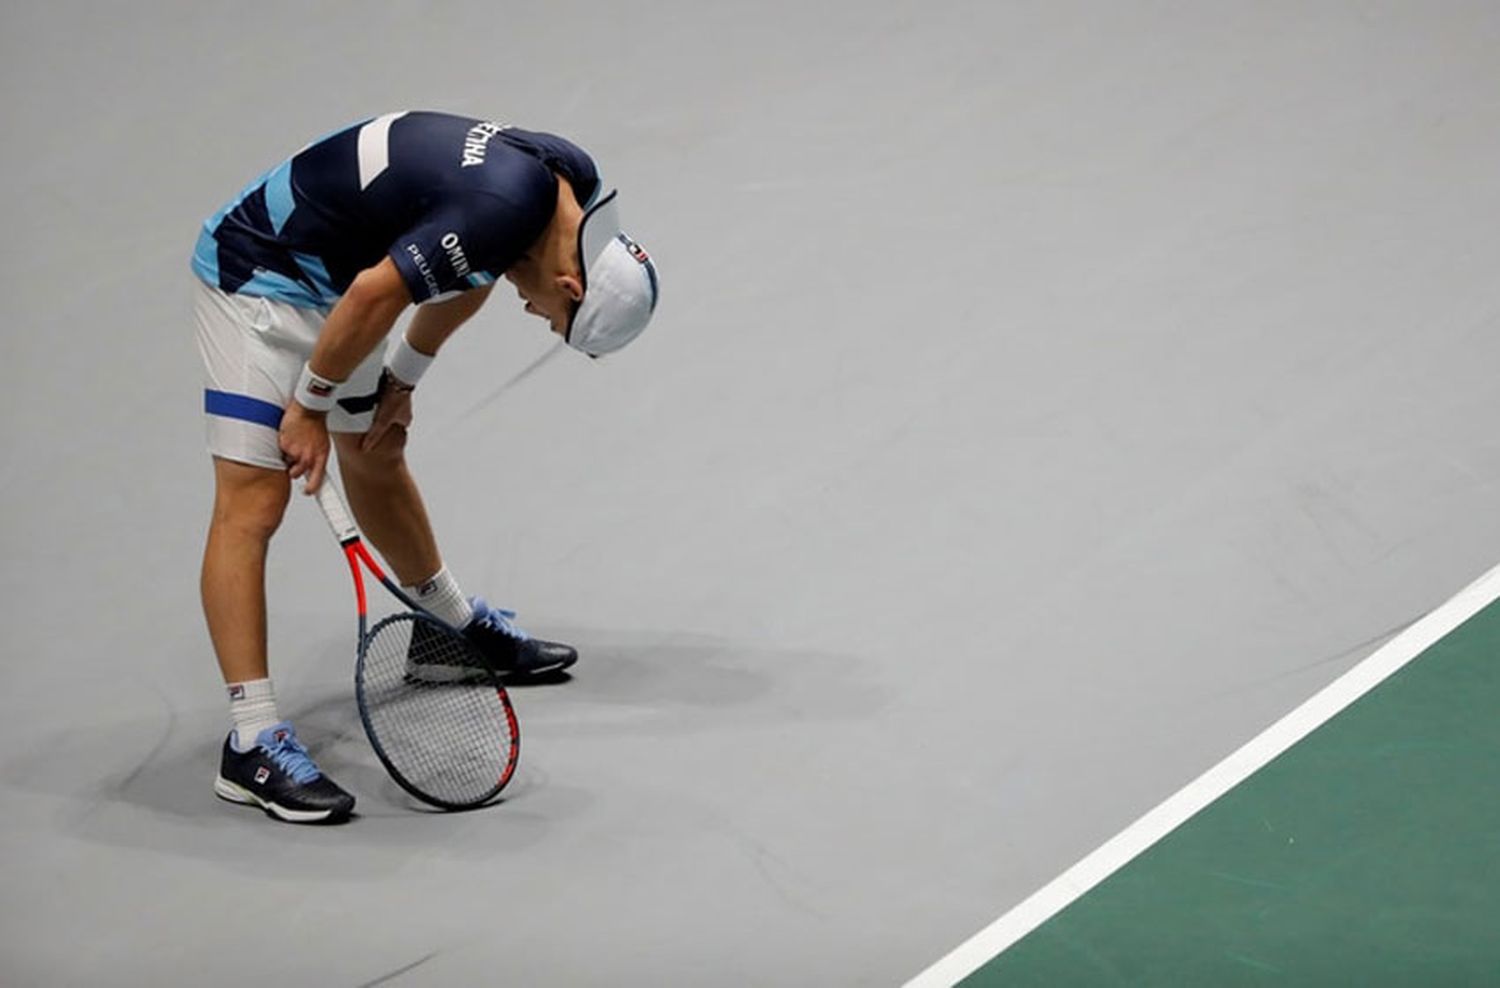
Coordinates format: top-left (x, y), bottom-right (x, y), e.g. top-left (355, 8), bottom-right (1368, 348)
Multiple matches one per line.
top-left (958, 593), bottom-right (1500, 985)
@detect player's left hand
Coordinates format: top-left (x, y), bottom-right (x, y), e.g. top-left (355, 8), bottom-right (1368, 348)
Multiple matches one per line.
top-left (281, 401), bottom-right (332, 493)
top-left (362, 370), bottom-right (414, 452)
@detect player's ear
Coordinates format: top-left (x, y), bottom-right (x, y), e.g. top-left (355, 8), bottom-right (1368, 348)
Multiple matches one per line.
top-left (556, 273), bottom-right (584, 303)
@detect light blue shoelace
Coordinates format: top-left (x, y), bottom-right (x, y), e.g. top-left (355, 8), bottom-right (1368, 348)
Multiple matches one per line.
top-left (262, 729), bottom-right (321, 784)
top-left (470, 597), bottom-right (531, 641)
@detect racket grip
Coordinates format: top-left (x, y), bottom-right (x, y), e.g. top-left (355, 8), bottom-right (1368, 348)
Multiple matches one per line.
top-left (312, 482), bottom-right (360, 543)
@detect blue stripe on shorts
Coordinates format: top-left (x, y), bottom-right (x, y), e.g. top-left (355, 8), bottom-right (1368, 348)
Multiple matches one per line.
top-left (205, 390), bottom-right (284, 429)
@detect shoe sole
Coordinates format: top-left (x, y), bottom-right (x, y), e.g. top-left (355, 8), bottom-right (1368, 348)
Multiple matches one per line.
top-left (213, 775), bottom-right (351, 824)
top-left (406, 656), bottom-right (575, 683)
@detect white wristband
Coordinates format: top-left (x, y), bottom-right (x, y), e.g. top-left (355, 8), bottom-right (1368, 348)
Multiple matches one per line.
top-left (387, 334), bottom-right (435, 388)
top-left (294, 363), bottom-right (342, 412)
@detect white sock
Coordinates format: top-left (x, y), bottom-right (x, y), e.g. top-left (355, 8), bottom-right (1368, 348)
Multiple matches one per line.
top-left (227, 678), bottom-right (280, 751)
top-left (404, 565), bottom-right (474, 628)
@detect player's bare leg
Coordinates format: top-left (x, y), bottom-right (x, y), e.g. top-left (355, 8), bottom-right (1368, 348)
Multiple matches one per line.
top-left (201, 457), bottom-right (290, 685)
top-left (202, 455), bottom-right (354, 823)
top-left (333, 429), bottom-right (578, 679)
top-left (333, 428), bottom-right (441, 586)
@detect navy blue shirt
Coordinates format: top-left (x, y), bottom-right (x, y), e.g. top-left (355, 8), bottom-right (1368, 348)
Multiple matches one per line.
top-left (192, 111), bottom-right (601, 308)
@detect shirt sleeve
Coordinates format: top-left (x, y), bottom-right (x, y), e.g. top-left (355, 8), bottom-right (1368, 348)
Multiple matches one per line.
top-left (387, 188), bottom-right (554, 303)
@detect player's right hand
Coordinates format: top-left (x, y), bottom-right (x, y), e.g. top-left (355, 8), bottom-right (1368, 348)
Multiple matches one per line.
top-left (362, 370), bottom-right (415, 452)
top-left (280, 401), bottom-right (332, 493)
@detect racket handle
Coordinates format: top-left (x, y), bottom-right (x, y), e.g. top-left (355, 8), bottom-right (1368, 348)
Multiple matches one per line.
top-left (312, 482), bottom-right (360, 543)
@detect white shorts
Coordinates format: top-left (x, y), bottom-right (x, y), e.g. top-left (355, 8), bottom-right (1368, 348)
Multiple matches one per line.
top-left (193, 278), bottom-right (385, 470)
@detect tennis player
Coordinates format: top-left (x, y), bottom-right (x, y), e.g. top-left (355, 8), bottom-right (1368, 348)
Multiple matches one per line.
top-left (191, 111), bottom-right (660, 823)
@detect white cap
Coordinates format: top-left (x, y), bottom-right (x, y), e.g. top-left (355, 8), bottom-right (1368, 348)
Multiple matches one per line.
top-left (567, 190), bottom-right (660, 356)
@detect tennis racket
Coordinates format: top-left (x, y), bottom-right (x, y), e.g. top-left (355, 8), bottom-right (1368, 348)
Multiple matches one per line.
top-left (313, 482), bottom-right (519, 810)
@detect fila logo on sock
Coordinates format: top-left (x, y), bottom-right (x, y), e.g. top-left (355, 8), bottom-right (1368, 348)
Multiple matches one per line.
top-left (227, 684), bottom-right (245, 700)
top-left (254, 767), bottom-right (271, 786)
top-left (418, 579), bottom-right (437, 596)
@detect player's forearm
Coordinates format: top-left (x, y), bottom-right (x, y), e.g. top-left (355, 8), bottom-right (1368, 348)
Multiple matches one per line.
top-left (405, 284), bottom-right (493, 356)
top-left (306, 264), bottom-right (411, 383)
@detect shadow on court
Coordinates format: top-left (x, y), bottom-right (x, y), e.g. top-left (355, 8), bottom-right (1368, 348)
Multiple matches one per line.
top-left (0, 628), bottom-right (884, 877)
top-left (510, 628), bottom-right (889, 738)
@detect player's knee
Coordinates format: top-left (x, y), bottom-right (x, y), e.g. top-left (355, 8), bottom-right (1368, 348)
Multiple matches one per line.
top-left (342, 427), bottom-right (408, 473)
top-left (217, 493), bottom-right (289, 541)
top-left (370, 424), bottom-right (408, 460)
top-left (211, 462), bottom-right (290, 541)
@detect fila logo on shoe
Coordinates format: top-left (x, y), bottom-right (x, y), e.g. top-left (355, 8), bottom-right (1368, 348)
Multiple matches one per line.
top-left (254, 767), bottom-right (271, 786)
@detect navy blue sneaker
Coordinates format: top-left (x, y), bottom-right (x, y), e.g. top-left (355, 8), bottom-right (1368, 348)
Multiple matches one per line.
top-left (407, 597), bottom-right (577, 683)
top-left (213, 722), bottom-right (355, 824)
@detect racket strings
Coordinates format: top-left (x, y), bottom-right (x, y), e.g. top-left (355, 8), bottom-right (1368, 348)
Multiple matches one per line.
top-left (360, 614), bottom-right (518, 807)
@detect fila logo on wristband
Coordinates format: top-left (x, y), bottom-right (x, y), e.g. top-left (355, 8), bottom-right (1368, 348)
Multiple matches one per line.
top-left (295, 363), bottom-right (343, 412)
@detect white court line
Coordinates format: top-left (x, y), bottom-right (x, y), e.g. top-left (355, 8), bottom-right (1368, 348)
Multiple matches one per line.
top-left (905, 561), bottom-right (1500, 987)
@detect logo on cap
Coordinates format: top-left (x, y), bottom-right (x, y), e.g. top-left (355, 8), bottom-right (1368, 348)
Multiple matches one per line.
top-left (622, 236), bottom-right (650, 265)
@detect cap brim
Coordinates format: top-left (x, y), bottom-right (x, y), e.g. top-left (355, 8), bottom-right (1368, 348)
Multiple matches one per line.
top-left (566, 189), bottom-right (620, 349)
top-left (576, 190), bottom-right (620, 299)
top-left (567, 188), bottom-right (658, 356)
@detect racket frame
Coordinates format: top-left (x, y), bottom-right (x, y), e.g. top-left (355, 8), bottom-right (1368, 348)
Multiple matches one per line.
top-left (313, 483), bottom-right (520, 810)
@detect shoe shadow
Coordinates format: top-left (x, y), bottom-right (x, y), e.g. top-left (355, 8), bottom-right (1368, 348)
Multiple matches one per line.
top-left (504, 669), bottom-right (573, 688)
top-left (495, 626), bottom-right (890, 737)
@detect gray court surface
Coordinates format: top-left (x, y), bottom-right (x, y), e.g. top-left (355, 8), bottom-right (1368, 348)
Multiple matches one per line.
top-left (4, 3), bottom-right (1499, 985)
